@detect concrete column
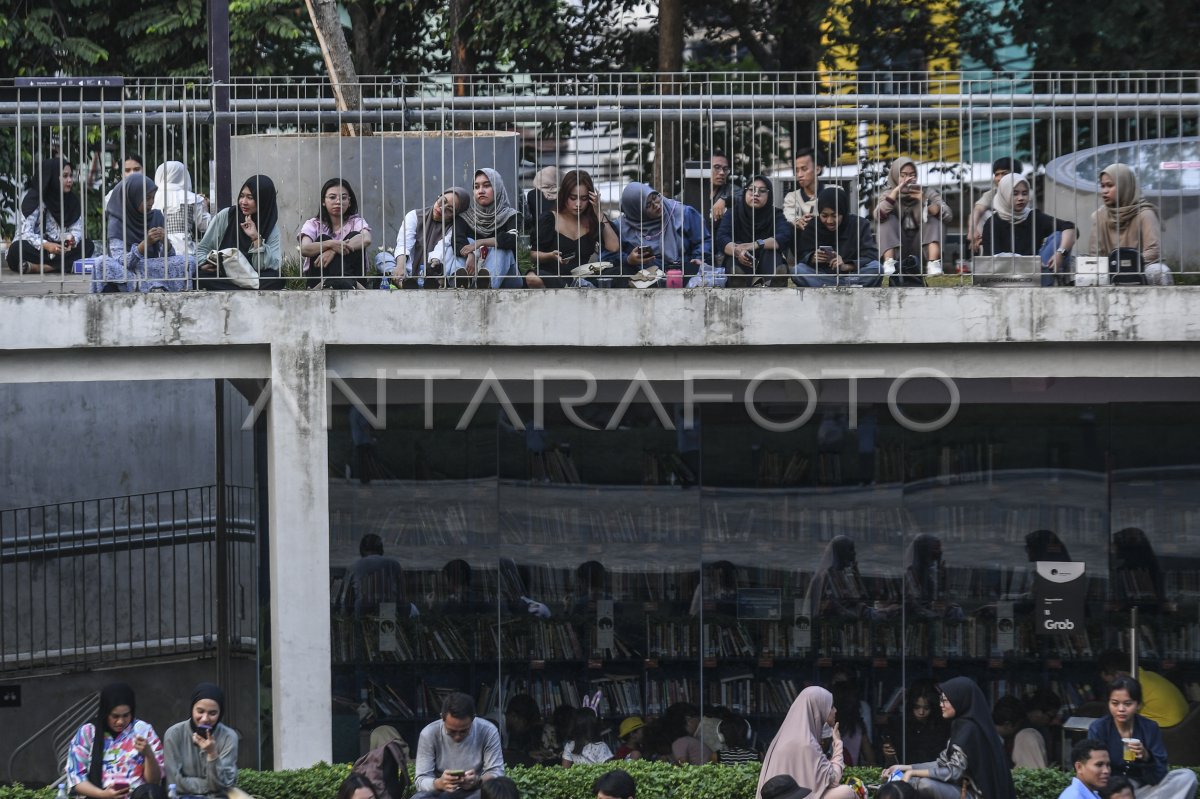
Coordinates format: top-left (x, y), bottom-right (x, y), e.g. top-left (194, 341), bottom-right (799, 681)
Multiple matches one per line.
top-left (266, 334), bottom-right (331, 767)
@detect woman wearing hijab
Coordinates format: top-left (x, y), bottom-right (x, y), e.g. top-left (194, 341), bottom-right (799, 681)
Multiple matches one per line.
top-left (884, 677), bottom-right (1016, 799)
top-left (618, 182), bottom-right (711, 280)
top-left (1088, 163), bottom-right (1173, 285)
top-left (195, 175), bottom-right (283, 291)
top-left (66, 682), bottom-right (165, 799)
top-left (299, 177), bottom-right (372, 290)
top-left (376, 187), bottom-right (470, 289)
top-left (757, 686), bottom-right (855, 799)
top-left (92, 173), bottom-right (195, 293)
top-left (874, 156), bottom-right (952, 280)
top-left (978, 174), bottom-right (1076, 286)
top-left (453, 168), bottom-right (522, 288)
top-left (6, 157), bottom-right (92, 274)
top-left (793, 186), bottom-right (883, 287)
top-left (903, 534), bottom-right (964, 620)
top-left (163, 682), bottom-right (242, 799)
top-left (714, 175), bottom-right (792, 286)
top-left (152, 161), bottom-right (211, 258)
top-left (527, 169), bottom-right (620, 288)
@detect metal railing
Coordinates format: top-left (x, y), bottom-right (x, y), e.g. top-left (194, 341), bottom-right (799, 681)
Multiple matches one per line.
top-left (1, 71), bottom-right (1197, 292)
top-left (0, 485), bottom-right (258, 672)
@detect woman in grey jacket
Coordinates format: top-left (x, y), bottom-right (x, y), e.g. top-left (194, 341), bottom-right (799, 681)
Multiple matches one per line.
top-left (163, 683), bottom-right (241, 799)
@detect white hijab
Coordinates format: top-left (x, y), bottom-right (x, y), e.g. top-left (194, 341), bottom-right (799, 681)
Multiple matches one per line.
top-left (151, 161), bottom-right (202, 211)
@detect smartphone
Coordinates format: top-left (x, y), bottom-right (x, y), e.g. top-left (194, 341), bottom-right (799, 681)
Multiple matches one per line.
top-left (197, 726), bottom-right (212, 739)
top-left (636, 246), bottom-right (654, 256)
top-left (561, 253), bottom-right (577, 264)
top-left (111, 784), bottom-right (129, 794)
top-left (819, 246), bottom-right (834, 254)
top-left (445, 770), bottom-right (465, 778)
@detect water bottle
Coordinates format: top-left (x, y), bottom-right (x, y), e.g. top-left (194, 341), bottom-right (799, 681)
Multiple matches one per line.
top-left (56, 785), bottom-right (68, 799)
top-left (169, 784), bottom-right (178, 799)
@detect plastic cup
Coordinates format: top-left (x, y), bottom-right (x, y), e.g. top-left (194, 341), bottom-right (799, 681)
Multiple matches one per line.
top-left (665, 269), bottom-right (683, 288)
top-left (1122, 738), bottom-right (1139, 761)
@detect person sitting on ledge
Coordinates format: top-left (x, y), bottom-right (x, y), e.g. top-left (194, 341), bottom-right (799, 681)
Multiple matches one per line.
top-left (92, 173), bottom-right (194, 293)
top-left (6, 157), bottom-right (94, 274)
top-left (793, 187), bottom-right (883, 288)
top-left (715, 174), bottom-right (792, 287)
top-left (376, 187), bottom-right (470, 289)
top-left (979, 174), bottom-right (1077, 286)
top-left (196, 174), bottom-right (283, 291)
top-left (1088, 163), bottom-right (1173, 286)
top-left (299, 177), bottom-right (372, 290)
top-left (453, 168), bottom-right (521, 289)
top-left (618, 181), bottom-right (711, 280)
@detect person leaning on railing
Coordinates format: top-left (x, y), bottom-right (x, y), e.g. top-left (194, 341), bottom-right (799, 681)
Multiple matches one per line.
top-left (1088, 164), bottom-right (1174, 286)
top-left (714, 175), bottom-right (792, 287)
top-left (6, 157), bottom-right (95, 275)
top-left (195, 175), bottom-right (284, 291)
top-left (978, 174), bottom-right (1076, 287)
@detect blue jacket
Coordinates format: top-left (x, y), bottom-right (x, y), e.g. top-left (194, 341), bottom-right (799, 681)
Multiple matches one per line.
top-left (1087, 714), bottom-right (1167, 785)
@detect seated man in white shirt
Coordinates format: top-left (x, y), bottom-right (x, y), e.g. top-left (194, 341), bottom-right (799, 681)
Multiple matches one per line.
top-left (412, 692), bottom-right (504, 799)
top-left (1060, 739), bottom-right (1112, 799)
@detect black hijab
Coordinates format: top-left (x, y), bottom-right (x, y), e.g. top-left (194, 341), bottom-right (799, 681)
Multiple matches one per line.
top-left (220, 175), bottom-right (278, 257)
top-left (941, 677), bottom-right (1015, 799)
top-left (22, 157), bottom-right (82, 227)
top-left (730, 175), bottom-right (777, 243)
top-left (188, 682), bottom-right (225, 733)
top-left (106, 174), bottom-right (162, 248)
top-left (89, 682), bottom-right (136, 786)
top-left (814, 186), bottom-right (850, 249)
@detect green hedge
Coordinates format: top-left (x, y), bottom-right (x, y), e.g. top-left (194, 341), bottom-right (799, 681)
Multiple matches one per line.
top-left (6, 765), bottom-right (1199, 799)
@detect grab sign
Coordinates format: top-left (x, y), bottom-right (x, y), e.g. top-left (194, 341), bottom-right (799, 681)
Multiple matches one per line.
top-left (1035, 562), bottom-right (1087, 635)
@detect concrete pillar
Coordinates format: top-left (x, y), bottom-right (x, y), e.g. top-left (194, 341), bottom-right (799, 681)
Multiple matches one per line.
top-left (266, 334), bottom-right (331, 767)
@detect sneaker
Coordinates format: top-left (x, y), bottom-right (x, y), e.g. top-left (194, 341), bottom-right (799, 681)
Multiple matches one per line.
top-left (925, 258), bottom-right (943, 276)
top-left (882, 258), bottom-right (897, 276)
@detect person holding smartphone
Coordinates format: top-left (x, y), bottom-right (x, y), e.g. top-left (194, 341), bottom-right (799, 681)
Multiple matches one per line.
top-left (163, 683), bottom-right (244, 799)
top-left (412, 692), bottom-right (504, 799)
top-left (792, 187), bottom-right (884, 288)
top-left (91, 173), bottom-right (195, 293)
top-left (526, 169), bottom-right (620, 288)
top-left (66, 683), bottom-right (165, 799)
top-left (618, 182), bottom-right (712, 281)
top-left (5, 157), bottom-right (95, 274)
top-left (873, 156), bottom-right (951, 281)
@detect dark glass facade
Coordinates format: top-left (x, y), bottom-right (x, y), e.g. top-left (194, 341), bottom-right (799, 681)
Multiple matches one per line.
top-left (327, 378), bottom-right (1200, 764)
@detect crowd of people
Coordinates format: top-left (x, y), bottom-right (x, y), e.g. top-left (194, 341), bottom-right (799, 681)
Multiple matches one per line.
top-left (4, 149), bottom-right (1177, 290)
top-left (64, 653), bottom-right (1199, 799)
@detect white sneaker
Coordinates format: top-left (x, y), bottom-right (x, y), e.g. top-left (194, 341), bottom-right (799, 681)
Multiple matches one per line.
top-left (883, 258), bottom-right (897, 276)
top-left (925, 258), bottom-right (943, 276)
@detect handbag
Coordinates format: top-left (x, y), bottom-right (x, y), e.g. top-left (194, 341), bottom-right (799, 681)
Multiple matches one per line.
top-left (204, 247), bottom-right (260, 289)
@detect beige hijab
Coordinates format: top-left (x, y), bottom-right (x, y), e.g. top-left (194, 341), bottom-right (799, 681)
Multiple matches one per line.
top-left (757, 687), bottom-right (843, 799)
top-left (533, 166), bottom-right (560, 200)
top-left (1094, 163), bottom-right (1160, 255)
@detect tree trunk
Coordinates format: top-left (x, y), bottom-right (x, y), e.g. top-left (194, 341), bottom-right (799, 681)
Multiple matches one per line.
top-left (449, 0), bottom-right (475, 97)
top-left (654, 0), bottom-right (685, 195)
top-left (304, 0), bottom-right (365, 135)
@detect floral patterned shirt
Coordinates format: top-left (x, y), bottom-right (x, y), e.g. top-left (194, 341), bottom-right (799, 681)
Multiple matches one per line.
top-left (65, 720), bottom-right (164, 790)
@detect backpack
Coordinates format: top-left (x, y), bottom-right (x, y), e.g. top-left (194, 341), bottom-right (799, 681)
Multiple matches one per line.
top-left (351, 739), bottom-right (410, 799)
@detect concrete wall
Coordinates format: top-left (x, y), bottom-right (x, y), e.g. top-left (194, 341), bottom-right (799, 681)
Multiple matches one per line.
top-left (231, 132), bottom-right (520, 259)
top-left (5, 286), bottom-right (1200, 769)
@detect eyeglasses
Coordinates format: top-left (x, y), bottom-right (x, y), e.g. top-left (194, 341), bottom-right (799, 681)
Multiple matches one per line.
top-left (711, 165), bottom-right (731, 173)
top-left (746, 187), bottom-right (769, 196)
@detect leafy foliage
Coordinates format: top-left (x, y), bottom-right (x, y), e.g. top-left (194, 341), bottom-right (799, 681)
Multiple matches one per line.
top-left (7, 766), bottom-right (1200, 799)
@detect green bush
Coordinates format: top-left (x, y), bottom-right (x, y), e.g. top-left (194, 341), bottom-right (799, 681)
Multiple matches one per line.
top-left (7, 765), bottom-right (1199, 799)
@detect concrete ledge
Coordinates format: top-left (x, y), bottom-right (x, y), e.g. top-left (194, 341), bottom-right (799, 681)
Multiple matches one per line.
top-left (2, 287), bottom-right (1200, 354)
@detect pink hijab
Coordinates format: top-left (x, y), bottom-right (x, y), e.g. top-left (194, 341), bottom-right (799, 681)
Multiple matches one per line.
top-left (757, 687), bottom-right (844, 799)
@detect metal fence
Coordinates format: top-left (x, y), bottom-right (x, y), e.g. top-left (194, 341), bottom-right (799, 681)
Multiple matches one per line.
top-left (0, 484), bottom-right (258, 672)
top-left (1, 71), bottom-right (1198, 291)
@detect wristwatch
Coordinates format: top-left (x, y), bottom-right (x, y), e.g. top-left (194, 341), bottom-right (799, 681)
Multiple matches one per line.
top-left (1055, 247), bottom-right (1067, 255)
top-left (755, 238), bottom-right (765, 248)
